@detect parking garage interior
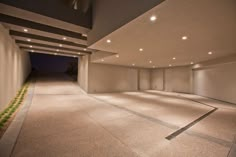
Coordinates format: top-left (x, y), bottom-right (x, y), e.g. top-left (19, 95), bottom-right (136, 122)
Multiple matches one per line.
top-left (0, 0), bottom-right (236, 157)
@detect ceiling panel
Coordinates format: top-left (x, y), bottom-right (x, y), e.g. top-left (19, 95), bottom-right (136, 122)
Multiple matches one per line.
top-left (16, 40), bottom-right (91, 54)
top-left (0, 1), bottom-right (92, 29)
top-left (18, 44), bottom-right (86, 55)
top-left (90, 0), bottom-right (236, 68)
top-left (12, 36), bottom-right (89, 52)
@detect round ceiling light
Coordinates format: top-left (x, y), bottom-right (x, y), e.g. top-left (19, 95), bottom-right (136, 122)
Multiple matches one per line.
top-left (150, 15), bottom-right (157, 22)
top-left (182, 36), bottom-right (188, 40)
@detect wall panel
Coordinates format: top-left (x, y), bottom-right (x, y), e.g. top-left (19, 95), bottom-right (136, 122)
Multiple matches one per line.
top-left (0, 24), bottom-right (31, 111)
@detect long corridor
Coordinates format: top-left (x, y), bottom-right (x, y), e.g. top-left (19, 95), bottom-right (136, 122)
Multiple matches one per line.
top-left (11, 74), bottom-right (236, 157)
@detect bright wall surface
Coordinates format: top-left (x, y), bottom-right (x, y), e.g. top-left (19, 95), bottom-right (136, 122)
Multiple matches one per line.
top-left (0, 24), bottom-right (31, 111)
top-left (138, 69), bottom-right (151, 90)
top-left (78, 59), bottom-right (192, 94)
top-left (193, 55), bottom-right (236, 104)
top-left (78, 54), bottom-right (236, 104)
top-left (151, 69), bottom-right (164, 90)
top-left (150, 66), bottom-right (192, 93)
top-left (88, 63), bottom-right (138, 93)
top-left (164, 66), bottom-right (193, 93)
top-left (78, 55), bottom-right (89, 92)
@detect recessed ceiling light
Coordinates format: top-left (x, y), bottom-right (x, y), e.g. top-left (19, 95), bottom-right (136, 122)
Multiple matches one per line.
top-left (169, 64), bottom-right (172, 67)
top-left (182, 36), bottom-right (188, 40)
top-left (56, 49), bottom-right (59, 52)
top-left (31, 50), bottom-right (34, 52)
top-left (173, 57), bottom-right (176, 60)
top-left (106, 39), bottom-right (111, 43)
top-left (150, 15), bottom-right (157, 22)
top-left (139, 48), bottom-right (143, 52)
top-left (27, 39), bottom-right (31, 42)
top-left (83, 48), bottom-right (87, 51)
top-left (54, 53), bottom-right (57, 55)
top-left (101, 59), bottom-right (104, 62)
top-left (78, 52), bottom-right (81, 55)
top-left (208, 51), bottom-right (213, 55)
top-left (23, 28), bottom-right (28, 32)
top-left (116, 54), bottom-right (119, 58)
top-left (62, 37), bottom-right (67, 40)
top-left (149, 60), bottom-right (152, 63)
top-left (190, 62), bottom-right (194, 65)
top-left (73, 56), bottom-right (76, 58)
top-left (29, 45), bottom-right (32, 48)
top-left (152, 66), bottom-right (156, 68)
top-left (59, 44), bottom-right (62, 47)
top-left (132, 63), bottom-right (135, 66)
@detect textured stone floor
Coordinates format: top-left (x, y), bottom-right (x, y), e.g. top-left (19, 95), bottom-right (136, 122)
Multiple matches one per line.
top-left (11, 74), bottom-right (236, 157)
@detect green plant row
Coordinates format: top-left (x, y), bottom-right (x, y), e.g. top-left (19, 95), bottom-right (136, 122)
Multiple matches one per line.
top-left (0, 83), bottom-right (30, 129)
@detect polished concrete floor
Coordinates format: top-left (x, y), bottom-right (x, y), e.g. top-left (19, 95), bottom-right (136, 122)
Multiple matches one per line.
top-left (11, 74), bottom-right (236, 157)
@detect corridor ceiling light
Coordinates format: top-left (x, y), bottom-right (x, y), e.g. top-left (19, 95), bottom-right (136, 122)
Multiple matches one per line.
top-left (182, 36), bottom-right (188, 40)
top-left (190, 62), bottom-right (194, 64)
top-left (106, 39), bottom-right (111, 43)
top-left (23, 28), bottom-right (28, 32)
top-left (59, 44), bottom-right (62, 47)
top-left (56, 49), bottom-right (59, 52)
top-left (173, 57), bottom-right (176, 60)
top-left (139, 48), bottom-right (143, 52)
top-left (169, 64), bottom-right (172, 67)
top-left (29, 45), bottom-right (32, 48)
top-left (150, 15), bottom-right (157, 22)
top-left (208, 51), bottom-right (213, 55)
top-left (27, 39), bottom-right (31, 42)
top-left (62, 37), bottom-right (67, 40)
top-left (149, 60), bottom-right (152, 63)
top-left (82, 34), bottom-right (87, 37)
top-left (116, 54), bottom-right (119, 58)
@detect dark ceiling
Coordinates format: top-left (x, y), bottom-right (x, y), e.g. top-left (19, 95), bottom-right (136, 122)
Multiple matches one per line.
top-left (0, 0), bottom-right (92, 28)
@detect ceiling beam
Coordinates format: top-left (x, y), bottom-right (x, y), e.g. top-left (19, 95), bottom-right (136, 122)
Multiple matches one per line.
top-left (16, 40), bottom-right (92, 54)
top-left (10, 30), bottom-right (87, 48)
top-left (20, 46), bottom-right (84, 56)
top-left (29, 51), bottom-right (81, 58)
top-left (0, 13), bottom-right (87, 40)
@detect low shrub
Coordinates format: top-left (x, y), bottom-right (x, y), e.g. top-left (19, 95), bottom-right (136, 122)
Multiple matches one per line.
top-left (0, 83), bottom-right (29, 130)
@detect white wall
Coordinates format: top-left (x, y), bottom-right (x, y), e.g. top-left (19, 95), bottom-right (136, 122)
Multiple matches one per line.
top-left (151, 69), bottom-right (164, 90)
top-left (193, 55), bottom-right (236, 104)
top-left (78, 55), bottom-right (89, 92)
top-left (138, 69), bottom-right (151, 90)
top-left (150, 66), bottom-right (192, 93)
top-left (164, 66), bottom-right (192, 93)
top-left (0, 24), bottom-right (31, 111)
top-left (88, 63), bottom-right (138, 93)
top-left (88, 0), bottom-right (164, 45)
top-left (78, 59), bottom-right (192, 94)
top-left (78, 54), bottom-right (236, 104)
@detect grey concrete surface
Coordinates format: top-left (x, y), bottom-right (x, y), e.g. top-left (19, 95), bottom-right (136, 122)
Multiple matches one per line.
top-left (9, 74), bottom-right (236, 157)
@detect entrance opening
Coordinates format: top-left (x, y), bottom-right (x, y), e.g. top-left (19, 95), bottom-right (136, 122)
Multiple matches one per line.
top-left (30, 53), bottom-right (78, 81)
